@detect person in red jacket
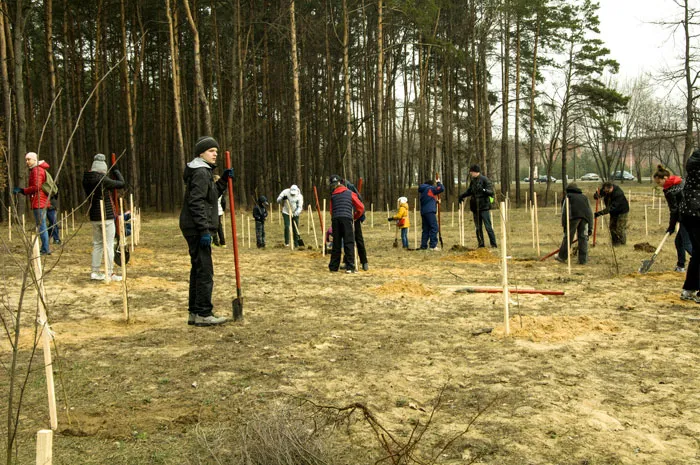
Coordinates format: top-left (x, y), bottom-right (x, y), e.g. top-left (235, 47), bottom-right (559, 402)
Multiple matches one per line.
top-left (328, 174), bottom-right (364, 273)
top-left (12, 152), bottom-right (51, 255)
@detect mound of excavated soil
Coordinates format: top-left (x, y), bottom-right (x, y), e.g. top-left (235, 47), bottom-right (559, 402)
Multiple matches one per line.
top-left (492, 315), bottom-right (621, 342)
top-left (634, 242), bottom-right (656, 253)
top-left (442, 247), bottom-right (499, 264)
top-left (371, 279), bottom-right (434, 296)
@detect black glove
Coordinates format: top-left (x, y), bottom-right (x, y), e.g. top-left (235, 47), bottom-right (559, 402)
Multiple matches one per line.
top-left (222, 168), bottom-right (234, 181)
top-left (666, 227), bottom-right (675, 234)
top-left (387, 217), bottom-right (393, 222)
top-left (199, 233), bottom-right (212, 249)
top-left (594, 211), bottom-right (601, 218)
top-left (12, 187), bottom-right (22, 195)
top-left (458, 195), bottom-right (465, 204)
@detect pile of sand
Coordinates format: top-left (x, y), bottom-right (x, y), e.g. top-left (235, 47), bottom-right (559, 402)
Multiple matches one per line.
top-left (492, 315), bottom-right (621, 342)
top-left (371, 279), bottom-right (434, 296)
top-left (442, 247), bottom-right (499, 264)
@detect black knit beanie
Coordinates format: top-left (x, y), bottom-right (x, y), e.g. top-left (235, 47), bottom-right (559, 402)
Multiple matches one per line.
top-left (195, 136), bottom-right (219, 157)
top-left (469, 164), bottom-right (481, 173)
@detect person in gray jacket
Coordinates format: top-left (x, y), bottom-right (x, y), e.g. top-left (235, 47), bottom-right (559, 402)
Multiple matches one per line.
top-left (556, 183), bottom-right (594, 264)
top-left (179, 136), bottom-right (232, 327)
top-left (276, 184), bottom-right (304, 247)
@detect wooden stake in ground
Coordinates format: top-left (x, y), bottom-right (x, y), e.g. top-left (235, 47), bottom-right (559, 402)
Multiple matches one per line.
top-left (30, 238), bottom-right (58, 430)
top-left (308, 204), bottom-right (319, 248)
top-left (645, 205), bottom-right (648, 236)
top-left (387, 204), bottom-right (390, 230)
top-left (36, 429), bottom-right (53, 465)
top-left (129, 194), bottom-right (135, 252)
top-left (241, 212), bottom-right (245, 244)
top-left (71, 208), bottom-right (75, 231)
top-left (118, 199), bottom-right (130, 322)
top-left (322, 199), bottom-right (326, 257)
top-left (99, 200), bottom-right (111, 282)
top-left (285, 200), bottom-right (295, 250)
top-left (565, 197), bottom-right (571, 275)
top-left (554, 192), bottom-right (558, 216)
top-left (530, 207), bottom-right (535, 248)
top-left (533, 192), bottom-right (540, 256)
top-left (413, 199), bottom-right (418, 249)
top-left (307, 205), bottom-right (311, 234)
top-left (451, 202), bottom-right (454, 227)
top-left (459, 201), bottom-right (464, 246)
top-left (499, 202), bottom-right (510, 336)
top-left (278, 204), bottom-right (281, 225)
top-left (8, 206), bottom-right (11, 241)
top-left (525, 190), bottom-right (528, 213)
top-left (658, 200), bottom-right (662, 225)
top-left (248, 217), bottom-right (251, 249)
top-left (371, 203), bottom-right (374, 228)
top-left (22, 213), bottom-right (26, 233)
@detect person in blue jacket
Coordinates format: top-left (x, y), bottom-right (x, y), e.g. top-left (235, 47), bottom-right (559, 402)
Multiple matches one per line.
top-left (417, 177), bottom-right (444, 250)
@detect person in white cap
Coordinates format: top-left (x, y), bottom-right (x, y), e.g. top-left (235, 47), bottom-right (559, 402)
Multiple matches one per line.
top-left (12, 152), bottom-right (52, 255)
top-left (276, 184), bottom-right (304, 247)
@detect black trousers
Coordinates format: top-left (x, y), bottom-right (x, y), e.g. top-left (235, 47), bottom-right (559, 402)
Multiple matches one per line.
top-left (214, 215), bottom-right (226, 245)
top-left (329, 217), bottom-right (355, 271)
top-left (185, 235), bottom-right (214, 316)
top-left (558, 219), bottom-right (589, 264)
top-left (255, 221), bottom-right (266, 247)
top-left (473, 209), bottom-right (497, 247)
top-left (344, 218), bottom-right (367, 266)
top-left (682, 215), bottom-right (700, 291)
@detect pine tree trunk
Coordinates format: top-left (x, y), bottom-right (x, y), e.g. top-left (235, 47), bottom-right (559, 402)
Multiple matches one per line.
top-left (120, 0), bottom-right (139, 206)
top-left (376, 0), bottom-right (385, 206)
top-left (182, 0), bottom-right (213, 135)
top-left (13, 0), bottom-right (27, 196)
top-left (166, 0), bottom-right (186, 196)
top-left (342, 0), bottom-right (353, 181)
top-left (289, 0), bottom-right (303, 186)
top-left (514, 17), bottom-right (521, 206)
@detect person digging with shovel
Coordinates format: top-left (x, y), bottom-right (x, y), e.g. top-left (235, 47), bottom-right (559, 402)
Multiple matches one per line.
top-left (276, 184), bottom-right (304, 247)
top-left (179, 136), bottom-right (233, 327)
top-left (554, 183), bottom-right (593, 265)
top-left (679, 148), bottom-right (700, 303)
top-left (328, 174), bottom-right (364, 273)
top-left (388, 196), bottom-right (410, 249)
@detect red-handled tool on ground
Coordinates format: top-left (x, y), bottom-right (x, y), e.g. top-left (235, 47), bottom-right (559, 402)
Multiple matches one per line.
top-left (639, 232), bottom-right (671, 274)
top-left (225, 151), bottom-right (243, 321)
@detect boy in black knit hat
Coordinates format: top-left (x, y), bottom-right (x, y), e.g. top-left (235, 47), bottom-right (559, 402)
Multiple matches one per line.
top-left (179, 136), bottom-right (233, 326)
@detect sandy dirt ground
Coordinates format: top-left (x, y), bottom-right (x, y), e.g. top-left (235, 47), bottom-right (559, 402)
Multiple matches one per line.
top-left (1, 192), bottom-right (699, 464)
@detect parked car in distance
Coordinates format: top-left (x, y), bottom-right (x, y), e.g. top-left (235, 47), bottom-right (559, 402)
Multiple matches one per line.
top-left (522, 177), bottom-right (530, 182)
top-left (610, 170), bottom-right (635, 181)
top-left (580, 173), bottom-right (600, 181)
top-left (536, 175), bottom-right (557, 183)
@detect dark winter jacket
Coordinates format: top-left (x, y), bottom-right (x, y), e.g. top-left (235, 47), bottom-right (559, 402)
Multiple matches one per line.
top-left (561, 185), bottom-right (593, 232)
top-left (662, 175), bottom-right (684, 232)
top-left (681, 149), bottom-right (700, 219)
top-left (22, 161), bottom-right (51, 210)
top-left (330, 185), bottom-right (364, 220)
top-left (253, 203), bottom-right (268, 223)
top-left (459, 174), bottom-right (494, 212)
top-left (418, 182), bottom-right (444, 214)
top-left (82, 169), bottom-right (125, 221)
top-left (594, 184), bottom-right (629, 217)
top-left (179, 157), bottom-right (228, 237)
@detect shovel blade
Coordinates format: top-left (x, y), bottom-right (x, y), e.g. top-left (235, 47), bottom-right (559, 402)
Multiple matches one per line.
top-left (639, 258), bottom-right (653, 274)
top-left (232, 297), bottom-right (243, 321)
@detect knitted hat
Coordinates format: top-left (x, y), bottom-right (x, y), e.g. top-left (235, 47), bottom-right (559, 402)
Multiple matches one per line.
top-left (194, 136), bottom-right (219, 157)
top-left (468, 164), bottom-right (481, 173)
top-left (91, 153), bottom-right (108, 174)
top-left (398, 196), bottom-right (408, 204)
top-left (25, 152), bottom-right (38, 162)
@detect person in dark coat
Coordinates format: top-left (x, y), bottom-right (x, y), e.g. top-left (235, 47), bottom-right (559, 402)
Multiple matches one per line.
top-left (82, 153), bottom-right (125, 281)
top-left (556, 184), bottom-right (594, 264)
top-left (594, 181), bottom-right (629, 245)
top-left (458, 164), bottom-right (497, 248)
top-left (417, 178), bottom-right (444, 250)
top-left (679, 149), bottom-right (700, 303)
top-left (328, 174), bottom-right (364, 273)
top-left (46, 192), bottom-right (61, 245)
top-left (179, 136), bottom-right (233, 326)
top-left (343, 179), bottom-right (369, 270)
top-left (252, 196), bottom-right (269, 248)
top-left (653, 165), bottom-right (692, 272)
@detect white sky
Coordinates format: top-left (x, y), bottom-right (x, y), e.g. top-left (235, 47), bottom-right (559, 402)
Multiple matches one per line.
top-left (597, 0), bottom-right (686, 86)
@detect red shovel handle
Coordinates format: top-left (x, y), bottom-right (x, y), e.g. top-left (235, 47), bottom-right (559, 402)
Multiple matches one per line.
top-left (225, 151), bottom-right (242, 290)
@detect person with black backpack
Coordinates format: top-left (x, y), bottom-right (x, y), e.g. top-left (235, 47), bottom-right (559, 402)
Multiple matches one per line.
top-left (82, 153), bottom-right (125, 281)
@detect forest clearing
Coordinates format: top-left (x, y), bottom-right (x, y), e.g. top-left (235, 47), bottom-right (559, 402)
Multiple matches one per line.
top-left (2, 185), bottom-right (699, 465)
